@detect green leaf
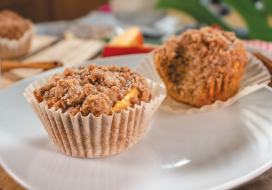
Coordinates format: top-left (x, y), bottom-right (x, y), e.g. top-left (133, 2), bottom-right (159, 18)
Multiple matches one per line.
top-left (261, 0), bottom-right (272, 15)
top-left (221, 0), bottom-right (272, 41)
top-left (155, 0), bottom-right (232, 31)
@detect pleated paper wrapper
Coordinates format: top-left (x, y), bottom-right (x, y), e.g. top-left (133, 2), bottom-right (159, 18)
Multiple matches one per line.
top-left (0, 21), bottom-right (35, 59)
top-left (136, 52), bottom-right (271, 114)
top-left (24, 76), bottom-right (166, 158)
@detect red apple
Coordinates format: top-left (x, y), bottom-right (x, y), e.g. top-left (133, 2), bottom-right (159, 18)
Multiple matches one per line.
top-left (108, 27), bottom-right (144, 47)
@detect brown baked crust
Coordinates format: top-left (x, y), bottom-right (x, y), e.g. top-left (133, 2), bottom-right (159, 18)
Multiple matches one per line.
top-left (0, 10), bottom-right (30, 40)
top-left (154, 27), bottom-right (248, 107)
top-left (33, 64), bottom-right (152, 117)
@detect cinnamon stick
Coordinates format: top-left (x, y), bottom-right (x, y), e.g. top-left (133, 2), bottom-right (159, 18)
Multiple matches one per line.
top-left (251, 51), bottom-right (272, 88)
top-left (251, 52), bottom-right (272, 74)
top-left (1, 61), bottom-right (63, 71)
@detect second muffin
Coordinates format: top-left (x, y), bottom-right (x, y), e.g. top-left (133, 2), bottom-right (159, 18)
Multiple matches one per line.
top-left (154, 27), bottom-right (248, 107)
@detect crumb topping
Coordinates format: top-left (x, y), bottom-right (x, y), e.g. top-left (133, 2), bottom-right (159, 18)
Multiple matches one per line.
top-left (154, 27), bottom-right (248, 106)
top-left (33, 64), bottom-right (152, 116)
top-left (0, 10), bottom-right (30, 40)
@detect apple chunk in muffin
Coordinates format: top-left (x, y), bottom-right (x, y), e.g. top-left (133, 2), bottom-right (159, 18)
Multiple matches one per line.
top-left (112, 87), bottom-right (137, 113)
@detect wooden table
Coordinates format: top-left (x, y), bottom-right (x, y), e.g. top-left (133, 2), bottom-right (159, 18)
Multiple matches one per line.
top-left (0, 166), bottom-right (25, 190)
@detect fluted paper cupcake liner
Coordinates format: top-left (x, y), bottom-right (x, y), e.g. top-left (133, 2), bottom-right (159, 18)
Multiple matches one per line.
top-left (136, 51), bottom-right (271, 114)
top-left (0, 21), bottom-right (35, 59)
top-left (24, 75), bottom-right (166, 158)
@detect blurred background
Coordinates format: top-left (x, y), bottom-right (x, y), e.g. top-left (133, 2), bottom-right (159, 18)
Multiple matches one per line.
top-left (2, 0), bottom-right (272, 40)
top-left (3, 0), bottom-right (272, 40)
top-left (1, 0), bottom-right (108, 22)
top-left (1, 0), bottom-right (272, 89)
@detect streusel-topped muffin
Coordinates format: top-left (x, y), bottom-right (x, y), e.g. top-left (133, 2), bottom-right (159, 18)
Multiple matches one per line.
top-left (25, 64), bottom-right (165, 158)
top-left (154, 27), bottom-right (247, 107)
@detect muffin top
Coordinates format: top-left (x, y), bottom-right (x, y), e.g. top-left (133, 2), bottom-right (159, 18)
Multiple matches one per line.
top-left (0, 10), bottom-right (30, 40)
top-left (33, 64), bottom-right (152, 117)
top-left (154, 27), bottom-right (247, 107)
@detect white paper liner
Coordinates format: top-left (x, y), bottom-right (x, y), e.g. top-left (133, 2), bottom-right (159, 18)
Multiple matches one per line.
top-left (136, 51), bottom-right (271, 114)
top-left (24, 75), bottom-right (166, 158)
top-left (0, 21), bottom-right (35, 59)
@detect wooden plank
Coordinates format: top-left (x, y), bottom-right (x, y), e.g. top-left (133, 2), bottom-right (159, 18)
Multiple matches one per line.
top-left (1, 77), bottom-right (15, 90)
top-left (1, 0), bottom-right (51, 22)
top-left (0, 166), bottom-right (25, 190)
top-left (0, 0), bottom-right (30, 8)
top-left (21, 35), bottom-right (58, 60)
top-left (50, 0), bottom-right (107, 20)
top-left (7, 35), bottom-right (58, 62)
top-left (9, 39), bottom-right (104, 78)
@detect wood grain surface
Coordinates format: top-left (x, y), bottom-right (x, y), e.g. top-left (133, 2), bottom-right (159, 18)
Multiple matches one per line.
top-left (1, 35), bottom-right (103, 90)
top-left (0, 166), bottom-right (25, 190)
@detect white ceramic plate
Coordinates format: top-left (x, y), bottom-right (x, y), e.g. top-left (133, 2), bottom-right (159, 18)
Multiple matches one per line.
top-left (1, 54), bottom-right (272, 190)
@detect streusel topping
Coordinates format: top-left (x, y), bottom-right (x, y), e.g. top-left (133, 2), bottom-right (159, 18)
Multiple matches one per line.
top-left (33, 64), bottom-right (152, 116)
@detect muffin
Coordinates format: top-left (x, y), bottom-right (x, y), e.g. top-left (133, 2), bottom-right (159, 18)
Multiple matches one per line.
top-left (24, 64), bottom-right (165, 158)
top-left (154, 27), bottom-right (248, 107)
top-left (0, 10), bottom-right (34, 59)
